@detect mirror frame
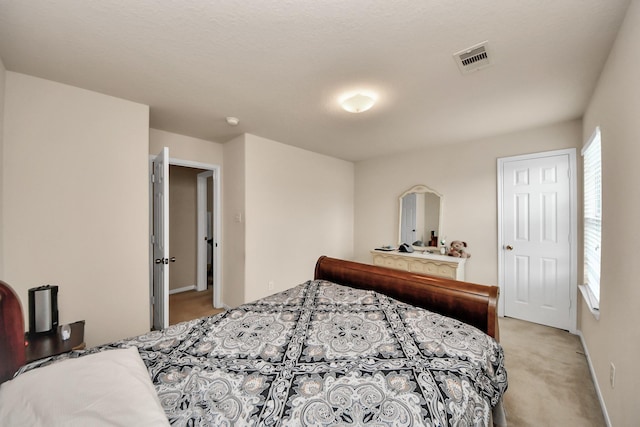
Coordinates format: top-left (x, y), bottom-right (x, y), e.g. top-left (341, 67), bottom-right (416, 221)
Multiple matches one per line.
top-left (398, 184), bottom-right (443, 247)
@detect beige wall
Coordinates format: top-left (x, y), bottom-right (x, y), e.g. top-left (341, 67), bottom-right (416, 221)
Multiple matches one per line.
top-left (355, 119), bottom-right (582, 285)
top-left (3, 72), bottom-right (149, 347)
top-left (580, 2), bottom-right (640, 424)
top-left (222, 135), bottom-right (246, 308)
top-left (244, 134), bottom-right (354, 302)
top-left (151, 130), bottom-right (354, 307)
top-left (149, 128), bottom-right (223, 165)
top-left (168, 165), bottom-right (198, 290)
top-left (0, 56), bottom-right (5, 279)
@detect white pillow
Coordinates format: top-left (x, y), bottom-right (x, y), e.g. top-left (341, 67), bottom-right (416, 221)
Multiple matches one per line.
top-left (0, 347), bottom-right (169, 426)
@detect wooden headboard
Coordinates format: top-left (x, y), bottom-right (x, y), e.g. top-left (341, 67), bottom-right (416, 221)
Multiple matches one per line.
top-left (314, 256), bottom-right (499, 340)
top-left (0, 280), bottom-right (26, 383)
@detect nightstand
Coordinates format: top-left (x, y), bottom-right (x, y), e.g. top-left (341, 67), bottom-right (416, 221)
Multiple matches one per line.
top-left (25, 320), bottom-right (86, 363)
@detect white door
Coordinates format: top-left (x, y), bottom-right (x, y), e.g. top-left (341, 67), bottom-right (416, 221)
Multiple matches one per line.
top-left (400, 193), bottom-right (417, 244)
top-left (152, 147), bottom-right (169, 330)
top-left (196, 171), bottom-right (213, 293)
top-left (499, 150), bottom-right (575, 330)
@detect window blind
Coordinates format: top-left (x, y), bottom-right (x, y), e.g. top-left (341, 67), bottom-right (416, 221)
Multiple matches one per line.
top-left (582, 128), bottom-right (601, 309)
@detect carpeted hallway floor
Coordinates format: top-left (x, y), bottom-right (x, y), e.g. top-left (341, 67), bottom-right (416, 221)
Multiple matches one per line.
top-left (169, 287), bottom-right (224, 325)
top-left (500, 317), bottom-right (606, 426)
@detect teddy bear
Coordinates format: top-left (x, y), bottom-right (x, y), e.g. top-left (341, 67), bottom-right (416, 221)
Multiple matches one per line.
top-left (447, 240), bottom-right (471, 258)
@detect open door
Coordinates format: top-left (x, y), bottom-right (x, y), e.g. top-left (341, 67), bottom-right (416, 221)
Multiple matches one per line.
top-left (152, 147), bottom-right (169, 330)
top-left (196, 171), bottom-right (213, 293)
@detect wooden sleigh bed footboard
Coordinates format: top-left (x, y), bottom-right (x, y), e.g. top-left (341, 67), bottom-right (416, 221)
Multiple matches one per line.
top-left (314, 256), bottom-right (500, 341)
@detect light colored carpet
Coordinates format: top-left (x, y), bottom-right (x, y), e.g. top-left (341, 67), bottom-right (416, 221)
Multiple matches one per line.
top-left (500, 317), bottom-right (605, 426)
top-left (169, 287), bottom-right (224, 325)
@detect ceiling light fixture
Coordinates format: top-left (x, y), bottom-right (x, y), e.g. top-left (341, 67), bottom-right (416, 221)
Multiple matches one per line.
top-left (226, 116), bottom-right (239, 126)
top-left (340, 92), bottom-right (377, 113)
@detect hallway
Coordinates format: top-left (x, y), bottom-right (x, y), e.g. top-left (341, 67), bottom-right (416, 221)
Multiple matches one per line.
top-left (169, 287), bottom-right (224, 325)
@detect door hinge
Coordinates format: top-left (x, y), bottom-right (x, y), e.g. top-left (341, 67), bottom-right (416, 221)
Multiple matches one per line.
top-left (151, 234), bottom-right (155, 245)
top-left (151, 173), bottom-right (156, 183)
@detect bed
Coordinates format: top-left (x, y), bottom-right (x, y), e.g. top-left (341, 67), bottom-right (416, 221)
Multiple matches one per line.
top-left (0, 256), bottom-right (507, 426)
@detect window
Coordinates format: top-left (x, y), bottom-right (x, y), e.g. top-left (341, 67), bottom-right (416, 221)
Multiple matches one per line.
top-left (581, 127), bottom-right (601, 314)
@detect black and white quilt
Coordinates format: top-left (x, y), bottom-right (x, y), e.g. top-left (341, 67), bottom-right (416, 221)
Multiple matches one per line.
top-left (23, 280), bottom-right (508, 426)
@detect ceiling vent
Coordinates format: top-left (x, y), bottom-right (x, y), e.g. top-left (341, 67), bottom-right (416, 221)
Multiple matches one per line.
top-left (453, 41), bottom-right (492, 74)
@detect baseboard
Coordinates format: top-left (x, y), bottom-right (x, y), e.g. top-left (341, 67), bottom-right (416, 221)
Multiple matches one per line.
top-left (169, 285), bottom-right (196, 295)
top-left (577, 330), bottom-right (611, 427)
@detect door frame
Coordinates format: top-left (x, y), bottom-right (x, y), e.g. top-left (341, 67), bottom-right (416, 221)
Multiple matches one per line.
top-left (196, 171), bottom-right (212, 293)
top-left (497, 148), bottom-right (577, 333)
top-left (148, 156), bottom-right (222, 328)
top-left (196, 170), bottom-right (220, 305)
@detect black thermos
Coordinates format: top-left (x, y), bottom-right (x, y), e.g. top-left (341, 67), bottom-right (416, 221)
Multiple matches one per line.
top-left (28, 285), bottom-right (59, 335)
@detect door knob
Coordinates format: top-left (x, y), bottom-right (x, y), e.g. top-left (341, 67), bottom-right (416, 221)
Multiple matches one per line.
top-left (155, 258), bottom-right (163, 264)
top-left (505, 245), bottom-right (514, 251)
top-left (170, 257), bottom-right (176, 263)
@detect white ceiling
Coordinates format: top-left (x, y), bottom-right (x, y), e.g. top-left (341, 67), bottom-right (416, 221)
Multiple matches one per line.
top-left (0, 0), bottom-right (630, 162)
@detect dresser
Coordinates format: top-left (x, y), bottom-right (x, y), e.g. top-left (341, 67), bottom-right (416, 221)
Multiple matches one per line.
top-left (371, 250), bottom-right (466, 281)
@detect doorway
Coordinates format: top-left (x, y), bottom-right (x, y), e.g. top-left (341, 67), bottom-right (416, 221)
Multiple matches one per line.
top-left (167, 166), bottom-right (221, 325)
top-left (497, 149), bottom-right (577, 332)
top-left (167, 166), bottom-right (210, 293)
top-left (149, 152), bottom-right (221, 330)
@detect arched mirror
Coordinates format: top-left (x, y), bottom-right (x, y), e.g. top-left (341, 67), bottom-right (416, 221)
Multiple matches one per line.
top-left (398, 185), bottom-right (443, 248)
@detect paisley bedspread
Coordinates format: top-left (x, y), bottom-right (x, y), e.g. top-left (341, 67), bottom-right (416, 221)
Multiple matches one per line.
top-left (23, 280), bottom-right (508, 426)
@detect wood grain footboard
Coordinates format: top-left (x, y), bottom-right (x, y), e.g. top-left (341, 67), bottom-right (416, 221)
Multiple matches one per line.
top-left (314, 256), bottom-right (500, 340)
